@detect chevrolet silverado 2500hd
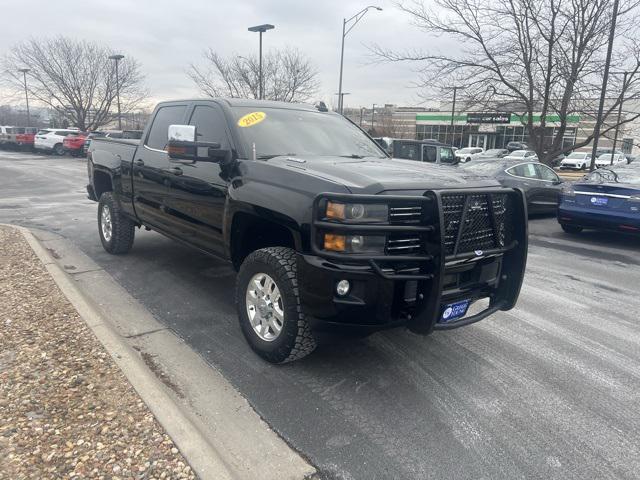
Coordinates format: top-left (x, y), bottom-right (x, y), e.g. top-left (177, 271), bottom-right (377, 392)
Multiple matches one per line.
top-left (87, 98), bottom-right (528, 363)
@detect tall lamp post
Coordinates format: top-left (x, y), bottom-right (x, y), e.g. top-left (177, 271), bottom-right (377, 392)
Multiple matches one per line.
top-left (610, 71), bottom-right (629, 165)
top-left (248, 24), bottom-right (275, 100)
top-left (18, 68), bottom-right (31, 127)
top-left (335, 92), bottom-right (350, 112)
top-left (371, 104), bottom-right (376, 133)
top-left (589, 0), bottom-right (620, 171)
top-left (108, 54), bottom-right (125, 130)
top-left (337, 5), bottom-right (382, 114)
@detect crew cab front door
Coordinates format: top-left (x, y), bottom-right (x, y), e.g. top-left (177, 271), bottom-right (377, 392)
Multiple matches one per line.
top-left (133, 104), bottom-right (188, 231)
top-left (162, 103), bottom-right (231, 256)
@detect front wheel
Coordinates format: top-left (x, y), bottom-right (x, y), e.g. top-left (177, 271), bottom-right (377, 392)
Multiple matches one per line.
top-left (98, 192), bottom-right (135, 254)
top-left (53, 143), bottom-right (65, 156)
top-left (236, 247), bottom-right (317, 363)
top-left (561, 223), bottom-right (583, 234)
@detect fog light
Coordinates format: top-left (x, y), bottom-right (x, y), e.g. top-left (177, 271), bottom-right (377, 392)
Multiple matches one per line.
top-left (336, 279), bottom-right (351, 297)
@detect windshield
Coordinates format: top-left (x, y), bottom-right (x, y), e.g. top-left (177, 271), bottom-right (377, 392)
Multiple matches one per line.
top-left (598, 154), bottom-right (620, 161)
top-left (458, 148), bottom-right (474, 154)
top-left (231, 107), bottom-right (386, 159)
top-left (567, 153), bottom-right (586, 159)
top-left (510, 151), bottom-right (526, 157)
top-left (585, 165), bottom-right (640, 185)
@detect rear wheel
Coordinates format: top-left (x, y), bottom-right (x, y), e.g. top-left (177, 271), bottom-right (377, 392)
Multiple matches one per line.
top-left (561, 223), bottom-right (583, 234)
top-left (98, 192), bottom-right (135, 254)
top-left (53, 143), bottom-right (64, 156)
top-left (236, 247), bottom-right (316, 363)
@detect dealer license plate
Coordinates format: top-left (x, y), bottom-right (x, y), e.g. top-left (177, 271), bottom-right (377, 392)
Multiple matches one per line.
top-left (439, 299), bottom-right (471, 323)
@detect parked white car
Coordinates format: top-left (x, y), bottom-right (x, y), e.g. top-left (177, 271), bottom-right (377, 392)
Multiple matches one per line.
top-left (34, 128), bottom-right (79, 155)
top-left (595, 153), bottom-right (626, 168)
top-left (560, 152), bottom-right (592, 170)
top-left (504, 149), bottom-right (538, 161)
top-left (454, 147), bottom-right (484, 162)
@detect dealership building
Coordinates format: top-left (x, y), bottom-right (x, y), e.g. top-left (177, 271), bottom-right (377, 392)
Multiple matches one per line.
top-left (348, 102), bottom-right (639, 154)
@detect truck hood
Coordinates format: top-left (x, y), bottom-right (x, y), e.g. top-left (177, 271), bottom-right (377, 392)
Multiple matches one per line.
top-left (266, 156), bottom-right (501, 193)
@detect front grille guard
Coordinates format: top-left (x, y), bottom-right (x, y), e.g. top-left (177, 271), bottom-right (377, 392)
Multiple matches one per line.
top-left (311, 188), bottom-right (528, 333)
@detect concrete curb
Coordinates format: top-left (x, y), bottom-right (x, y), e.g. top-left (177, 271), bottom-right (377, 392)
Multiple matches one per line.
top-left (11, 224), bottom-right (236, 480)
top-left (8, 224), bottom-right (316, 479)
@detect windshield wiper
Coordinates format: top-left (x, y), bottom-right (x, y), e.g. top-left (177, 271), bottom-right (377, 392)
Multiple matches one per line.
top-left (338, 154), bottom-right (365, 159)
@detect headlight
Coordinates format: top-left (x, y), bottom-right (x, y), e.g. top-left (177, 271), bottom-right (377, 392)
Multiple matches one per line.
top-left (325, 201), bottom-right (388, 223)
top-left (323, 234), bottom-right (386, 253)
top-left (561, 183), bottom-right (576, 197)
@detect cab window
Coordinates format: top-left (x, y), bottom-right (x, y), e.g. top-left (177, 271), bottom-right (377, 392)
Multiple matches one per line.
top-left (440, 147), bottom-right (456, 164)
top-left (422, 145), bottom-right (437, 162)
top-left (535, 164), bottom-right (559, 182)
top-left (509, 163), bottom-right (538, 179)
top-left (188, 105), bottom-right (230, 149)
top-left (146, 105), bottom-right (187, 150)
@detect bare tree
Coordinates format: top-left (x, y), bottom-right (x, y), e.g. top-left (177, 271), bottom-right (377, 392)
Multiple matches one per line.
top-left (189, 47), bottom-right (319, 102)
top-left (2, 37), bottom-right (147, 131)
top-left (372, 0), bottom-right (640, 163)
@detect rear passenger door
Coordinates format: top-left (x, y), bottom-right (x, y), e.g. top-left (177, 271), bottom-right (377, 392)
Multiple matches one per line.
top-left (133, 104), bottom-right (188, 231)
top-left (162, 103), bottom-right (232, 256)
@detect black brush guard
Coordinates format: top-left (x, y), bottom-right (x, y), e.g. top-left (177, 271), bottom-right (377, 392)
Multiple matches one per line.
top-left (311, 188), bottom-right (528, 334)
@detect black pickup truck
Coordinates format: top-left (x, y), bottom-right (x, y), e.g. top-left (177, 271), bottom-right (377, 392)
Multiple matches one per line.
top-left (87, 98), bottom-right (528, 363)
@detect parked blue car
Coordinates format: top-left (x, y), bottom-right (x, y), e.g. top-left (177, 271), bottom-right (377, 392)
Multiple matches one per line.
top-left (558, 163), bottom-right (640, 235)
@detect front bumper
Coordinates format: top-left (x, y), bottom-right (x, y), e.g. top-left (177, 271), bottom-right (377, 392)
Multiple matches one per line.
top-left (558, 205), bottom-right (640, 234)
top-left (300, 189), bottom-right (528, 334)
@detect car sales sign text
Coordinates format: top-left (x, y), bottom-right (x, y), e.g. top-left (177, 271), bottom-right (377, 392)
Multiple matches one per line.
top-left (466, 112), bottom-right (511, 124)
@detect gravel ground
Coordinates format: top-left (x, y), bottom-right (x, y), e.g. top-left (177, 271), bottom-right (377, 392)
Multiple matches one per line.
top-left (0, 226), bottom-right (197, 479)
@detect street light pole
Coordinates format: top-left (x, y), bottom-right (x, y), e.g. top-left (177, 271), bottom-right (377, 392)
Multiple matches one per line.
top-left (18, 68), bottom-right (30, 127)
top-left (248, 24), bottom-right (275, 100)
top-left (611, 71), bottom-right (628, 165)
top-left (334, 92), bottom-right (350, 112)
top-left (337, 5), bottom-right (382, 114)
top-left (108, 54), bottom-right (125, 130)
top-left (371, 104), bottom-right (376, 132)
top-left (589, 0), bottom-right (620, 172)
top-left (450, 86), bottom-right (458, 147)
top-left (360, 106), bottom-right (365, 126)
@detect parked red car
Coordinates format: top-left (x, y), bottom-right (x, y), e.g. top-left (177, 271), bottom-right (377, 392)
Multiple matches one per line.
top-left (14, 127), bottom-right (38, 149)
top-left (63, 132), bottom-right (88, 156)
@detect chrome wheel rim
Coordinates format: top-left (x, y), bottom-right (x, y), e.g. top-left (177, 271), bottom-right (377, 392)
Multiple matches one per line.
top-left (245, 273), bottom-right (284, 342)
top-left (101, 205), bottom-right (113, 242)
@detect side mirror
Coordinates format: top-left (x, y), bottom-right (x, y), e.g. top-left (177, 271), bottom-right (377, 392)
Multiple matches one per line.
top-left (168, 124), bottom-right (196, 143)
top-left (167, 124), bottom-right (226, 163)
top-left (553, 179), bottom-right (562, 185)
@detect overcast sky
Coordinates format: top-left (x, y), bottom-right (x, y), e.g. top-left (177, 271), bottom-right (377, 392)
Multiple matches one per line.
top-left (0, 0), bottom-right (452, 110)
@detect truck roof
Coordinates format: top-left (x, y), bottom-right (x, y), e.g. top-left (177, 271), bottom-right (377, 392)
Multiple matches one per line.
top-left (156, 98), bottom-right (323, 112)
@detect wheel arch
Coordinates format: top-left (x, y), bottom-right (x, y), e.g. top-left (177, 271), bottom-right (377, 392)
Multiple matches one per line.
top-left (227, 206), bottom-right (303, 270)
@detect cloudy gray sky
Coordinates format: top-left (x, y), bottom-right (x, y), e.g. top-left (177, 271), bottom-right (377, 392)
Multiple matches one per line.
top-left (0, 0), bottom-right (450, 109)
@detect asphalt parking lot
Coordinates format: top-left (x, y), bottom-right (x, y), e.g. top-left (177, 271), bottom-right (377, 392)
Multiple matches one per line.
top-left (1, 150), bottom-right (639, 480)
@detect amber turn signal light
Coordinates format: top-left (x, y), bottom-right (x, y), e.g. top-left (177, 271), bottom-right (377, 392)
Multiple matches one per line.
top-left (324, 233), bottom-right (346, 251)
top-left (326, 201), bottom-right (346, 220)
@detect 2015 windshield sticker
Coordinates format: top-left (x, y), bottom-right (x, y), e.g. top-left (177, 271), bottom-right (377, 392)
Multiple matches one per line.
top-left (238, 111), bottom-right (266, 128)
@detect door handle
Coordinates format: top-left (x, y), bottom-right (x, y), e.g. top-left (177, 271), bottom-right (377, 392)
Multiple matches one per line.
top-left (135, 159), bottom-right (144, 167)
top-left (166, 167), bottom-right (183, 176)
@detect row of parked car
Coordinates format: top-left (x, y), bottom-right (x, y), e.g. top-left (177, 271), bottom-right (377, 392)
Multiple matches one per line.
top-left (373, 136), bottom-right (639, 236)
top-left (0, 125), bottom-right (143, 156)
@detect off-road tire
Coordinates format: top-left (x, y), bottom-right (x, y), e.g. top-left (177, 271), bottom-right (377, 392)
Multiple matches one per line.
top-left (98, 192), bottom-right (135, 254)
top-left (560, 223), bottom-right (583, 234)
top-left (236, 247), bottom-right (317, 363)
